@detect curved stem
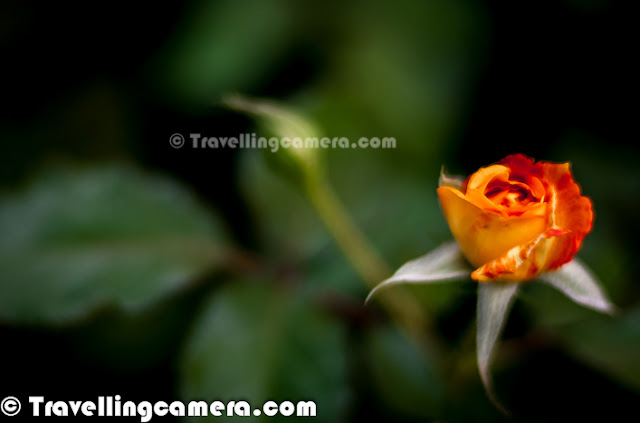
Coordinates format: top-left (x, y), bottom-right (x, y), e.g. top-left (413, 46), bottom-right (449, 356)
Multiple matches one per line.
top-left (303, 171), bottom-right (439, 346)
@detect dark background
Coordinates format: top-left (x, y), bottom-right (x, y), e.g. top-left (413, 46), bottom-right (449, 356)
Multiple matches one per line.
top-left (1, 1), bottom-right (638, 422)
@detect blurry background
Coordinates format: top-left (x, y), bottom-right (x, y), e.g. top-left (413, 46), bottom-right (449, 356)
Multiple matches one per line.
top-left (1, 0), bottom-right (638, 422)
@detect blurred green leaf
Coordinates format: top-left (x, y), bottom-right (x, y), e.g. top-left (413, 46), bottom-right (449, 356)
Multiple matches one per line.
top-left (363, 324), bottom-right (444, 418)
top-left (313, 0), bottom-right (484, 167)
top-left (557, 307), bottom-right (640, 392)
top-left (239, 151), bottom-right (329, 263)
top-left (67, 286), bottom-right (201, 371)
top-left (180, 281), bottom-right (349, 422)
top-left (0, 165), bottom-right (229, 324)
top-left (323, 152), bottom-right (453, 270)
top-left (150, 0), bottom-right (294, 106)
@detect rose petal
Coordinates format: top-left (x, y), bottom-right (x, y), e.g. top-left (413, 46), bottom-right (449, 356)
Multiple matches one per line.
top-left (465, 187), bottom-right (505, 216)
top-left (437, 186), bottom-right (547, 268)
top-left (541, 162), bottom-right (594, 269)
top-left (466, 165), bottom-right (510, 192)
top-left (471, 228), bottom-right (571, 281)
top-left (498, 154), bottom-right (542, 180)
top-left (527, 175), bottom-right (546, 201)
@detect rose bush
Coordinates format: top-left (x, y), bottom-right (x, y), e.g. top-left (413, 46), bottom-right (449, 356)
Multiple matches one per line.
top-left (437, 154), bottom-right (593, 282)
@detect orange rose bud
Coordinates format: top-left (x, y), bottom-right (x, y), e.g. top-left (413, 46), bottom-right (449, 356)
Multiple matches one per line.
top-left (437, 154), bottom-right (593, 282)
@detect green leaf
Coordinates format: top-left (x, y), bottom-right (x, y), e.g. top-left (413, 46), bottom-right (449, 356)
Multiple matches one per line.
top-left (538, 258), bottom-right (615, 315)
top-left (0, 165), bottom-right (229, 325)
top-left (476, 282), bottom-right (519, 412)
top-left (366, 242), bottom-right (471, 302)
top-left (239, 152), bottom-right (329, 261)
top-left (66, 286), bottom-right (201, 371)
top-left (149, 0), bottom-right (294, 106)
top-left (363, 324), bottom-right (444, 418)
top-left (180, 281), bottom-right (349, 423)
top-left (558, 306), bottom-right (640, 392)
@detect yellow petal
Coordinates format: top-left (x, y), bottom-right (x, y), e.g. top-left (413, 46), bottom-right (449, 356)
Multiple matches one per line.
top-left (437, 186), bottom-right (548, 267)
top-left (471, 228), bottom-right (571, 282)
top-left (466, 165), bottom-right (510, 191)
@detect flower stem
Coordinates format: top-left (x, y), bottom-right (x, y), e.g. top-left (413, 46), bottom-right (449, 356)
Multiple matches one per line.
top-left (303, 171), bottom-right (436, 341)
